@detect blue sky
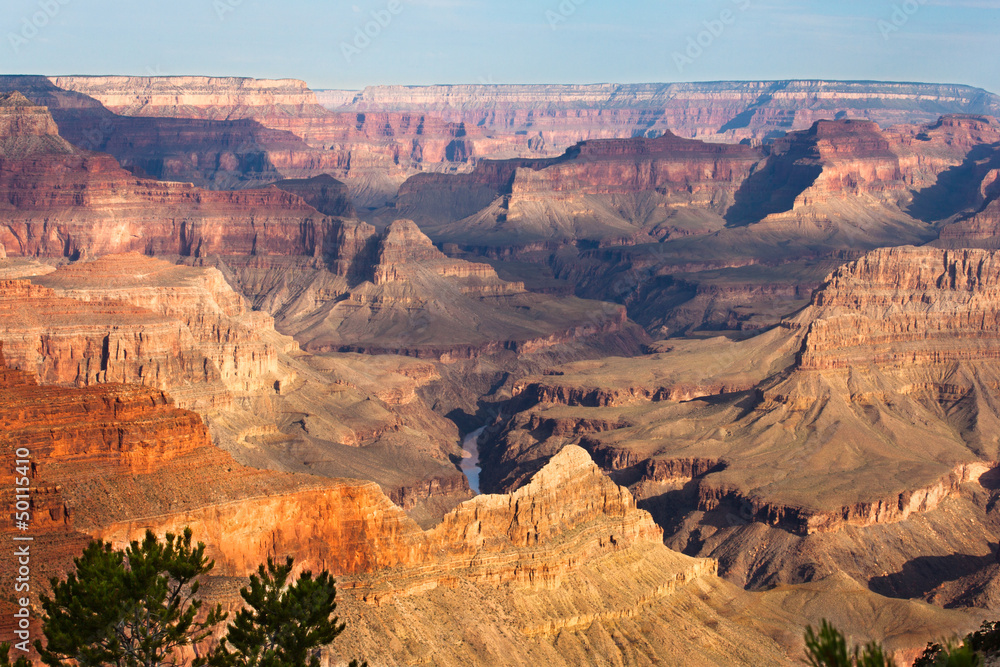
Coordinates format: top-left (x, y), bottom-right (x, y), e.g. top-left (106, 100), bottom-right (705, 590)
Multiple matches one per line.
top-left (1, 0), bottom-right (998, 93)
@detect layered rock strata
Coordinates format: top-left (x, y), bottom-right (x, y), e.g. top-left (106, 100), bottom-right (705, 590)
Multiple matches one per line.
top-left (0, 253), bottom-right (478, 523)
top-left (0, 346), bottom-right (980, 664)
top-left (329, 80), bottom-right (1000, 147)
top-left (219, 220), bottom-right (631, 360)
top-left (485, 246), bottom-right (1000, 590)
top-left (11, 77), bottom-right (997, 210)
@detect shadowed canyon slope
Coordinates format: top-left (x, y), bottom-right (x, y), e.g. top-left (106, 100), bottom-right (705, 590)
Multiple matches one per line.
top-left (0, 254), bottom-right (475, 525)
top-left (8, 75), bottom-right (1000, 665)
top-left (0, 96), bottom-right (631, 363)
top-left (392, 113), bottom-right (1000, 339)
top-left (5, 76), bottom-right (998, 209)
top-left (0, 363), bottom-right (976, 666)
top-left (485, 246), bottom-right (1000, 596)
top-left (393, 114), bottom-right (997, 251)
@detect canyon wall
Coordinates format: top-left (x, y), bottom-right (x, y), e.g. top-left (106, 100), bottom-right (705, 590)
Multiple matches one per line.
top-left (328, 80), bottom-right (1000, 146)
top-left (8, 76), bottom-right (997, 209)
top-left (484, 246), bottom-right (1000, 592)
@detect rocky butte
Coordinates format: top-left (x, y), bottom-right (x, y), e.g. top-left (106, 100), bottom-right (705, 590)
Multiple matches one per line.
top-left (0, 95), bottom-right (629, 364)
top-left (0, 351), bottom-right (976, 664)
top-left (7, 75), bottom-right (1000, 665)
top-left (486, 246), bottom-right (1000, 602)
top-left (5, 77), bottom-right (998, 209)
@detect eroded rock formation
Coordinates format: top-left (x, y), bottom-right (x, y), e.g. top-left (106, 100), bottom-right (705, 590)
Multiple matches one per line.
top-left (486, 246), bottom-right (1000, 593)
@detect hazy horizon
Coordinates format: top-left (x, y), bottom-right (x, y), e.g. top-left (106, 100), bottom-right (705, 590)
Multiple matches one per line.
top-left (1, 0), bottom-right (997, 95)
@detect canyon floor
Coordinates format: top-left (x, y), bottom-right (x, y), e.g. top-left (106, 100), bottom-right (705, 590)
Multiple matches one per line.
top-left (4, 79), bottom-right (1000, 665)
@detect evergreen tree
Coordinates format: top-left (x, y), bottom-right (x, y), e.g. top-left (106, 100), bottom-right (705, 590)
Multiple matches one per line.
top-left (208, 556), bottom-right (365, 667)
top-left (0, 642), bottom-right (33, 667)
top-left (804, 620), bottom-right (895, 667)
top-left (36, 528), bottom-right (226, 667)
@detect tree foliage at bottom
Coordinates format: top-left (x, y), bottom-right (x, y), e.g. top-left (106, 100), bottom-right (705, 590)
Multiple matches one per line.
top-left (804, 619), bottom-right (895, 667)
top-left (36, 528), bottom-right (225, 667)
top-left (206, 556), bottom-right (366, 667)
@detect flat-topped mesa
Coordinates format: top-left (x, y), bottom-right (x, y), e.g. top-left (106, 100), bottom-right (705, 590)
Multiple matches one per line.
top-left (329, 80), bottom-right (1000, 144)
top-left (721, 118), bottom-right (933, 248)
top-left (570, 131), bottom-right (760, 159)
top-left (0, 254), bottom-right (297, 411)
top-left (799, 120), bottom-right (907, 195)
top-left (46, 76), bottom-right (326, 120)
top-left (510, 132), bottom-right (764, 197)
top-left (759, 119), bottom-right (904, 202)
top-left (396, 133), bottom-right (767, 247)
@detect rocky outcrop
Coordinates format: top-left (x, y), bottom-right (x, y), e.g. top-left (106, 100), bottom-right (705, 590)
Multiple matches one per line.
top-left (0, 95), bottom-right (347, 258)
top-left (800, 246), bottom-right (1000, 369)
top-left (0, 277), bottom-right (230, 408)
top-left (395, 132), bottom-right (765, 247)
top-left (0, 253), bottom-right (478, 524)
top-left (31, 253), bottom-right (294, 397)
top-left (11, 77), bottom-right (995, 211)
top-left (0, 253), bottom-right (295, 410)
top-left (220, 220), bottom-right (630, 361)
top-left (0, 104), bottom-right (627, 366)
top-left (1, 370), bottom-right (833, 667)
top-left (270, 174), bottom-right (357, 217)
top-left (485, 246), bottom-right (1000, 593)
top-left (0, 322), bottom-right (980, 665)
top-left (696, 460), bottom-right (994, 535)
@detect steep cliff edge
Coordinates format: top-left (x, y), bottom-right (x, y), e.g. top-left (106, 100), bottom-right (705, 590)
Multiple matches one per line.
top-left (15, 76), bottom-right (490, 207)
top-left (0, 102), bottom-right (630, 366)
top-left (46, 76), bottom-right (327, 120)
top-left (1, 348), bottom-right (977, 665)
top-left (395, 132), bottom-right (765, 247)
top-left (0, 253), bottom-right (476, 524)
top-left (0, 93), bottom-right (345, 259)
top-left (219, 220), bottom-right (632, 360)
top-left (13, 77), bottom-right (997, 210)
top-left (485, 246), bottom-right (1000, 592)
